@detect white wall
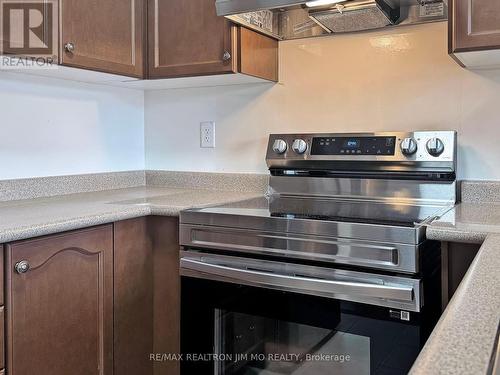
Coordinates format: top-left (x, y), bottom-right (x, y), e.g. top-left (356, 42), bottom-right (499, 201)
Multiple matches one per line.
top-left (0, 72), bottom-right (144, 180)
top-left (145, 22), bottom-right (500, 181)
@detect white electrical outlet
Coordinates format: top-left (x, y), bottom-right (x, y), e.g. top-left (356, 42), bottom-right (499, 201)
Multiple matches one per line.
top-left (200, 121), bottom-right (215, 148)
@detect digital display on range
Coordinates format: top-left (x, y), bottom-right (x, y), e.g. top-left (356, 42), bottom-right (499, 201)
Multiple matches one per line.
top-left (311, 137), bottom-right (396, 156)
top-left (344, 139), bottom-right (361, 149)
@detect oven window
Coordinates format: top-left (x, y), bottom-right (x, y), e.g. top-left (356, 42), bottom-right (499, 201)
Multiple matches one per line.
top-left (181, 278), bottom-right (431, 375)
top-left (214, 310), bottom-right (370, 375)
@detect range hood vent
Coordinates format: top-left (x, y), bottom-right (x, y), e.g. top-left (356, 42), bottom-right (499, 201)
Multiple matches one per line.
top-left (309, 0), bottom-right (400, 34)
top-left (216, 0), bottom-right (447, 40)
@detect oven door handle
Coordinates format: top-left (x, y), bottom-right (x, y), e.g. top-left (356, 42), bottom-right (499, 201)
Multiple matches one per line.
top-left (181, 258), bottom-right (414, 302)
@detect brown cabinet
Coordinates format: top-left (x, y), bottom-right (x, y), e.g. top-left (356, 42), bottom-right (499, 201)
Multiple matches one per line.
top-left (148, 0), bottom-right (235, 78)
top-left (449, 0), bottom-right (500, 68)
top-left (61, 0), bottom-right (145, 77)
top-left (148, 0), bottom-right (278, 81)
top-left (5, 226), bottom-right (114, 375)
top-left (114, 218), bottom-right (154, 375)
top-left (2, 218), bottom-right (181, 375)
top-left (114, 216), bottom-right (180, 375)
top-left (15, 0), bottom-right (277, 82)
top-left (0, 248), bottom-right (4, 373)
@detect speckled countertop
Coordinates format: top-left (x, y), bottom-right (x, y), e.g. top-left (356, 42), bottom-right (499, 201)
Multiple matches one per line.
top-left (410, 202), bottom-right (500, 375)
top-left (2, 177), bottom-right (499, 375)
top-left (0, 186), bottom-right (262, 243)
top-left (426, 202), bottom-right (500, 244)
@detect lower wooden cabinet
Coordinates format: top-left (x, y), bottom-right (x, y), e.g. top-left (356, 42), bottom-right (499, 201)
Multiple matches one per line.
top-left (0, 306), bottom-right (5, 371)
top-left (114, 218), bottom-right (154, 375)
top-left (5, 226), bottom-right (114, 375)
top-left (2, 218), bottom-right (180, 375)
top-left (114, 217), bottom-right (180, 375)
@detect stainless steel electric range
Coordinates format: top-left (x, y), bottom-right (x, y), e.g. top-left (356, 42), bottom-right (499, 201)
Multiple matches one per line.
top-left (179, 131), bottom-right (457, 375)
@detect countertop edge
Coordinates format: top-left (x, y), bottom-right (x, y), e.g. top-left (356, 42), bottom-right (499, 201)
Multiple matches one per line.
top-left (0, 206), bottom-right (152, 243)
top-left (410, 234), bottom-right (500, 375)
top-left (0, 189), bottom-right (264, 244)
top-left (426, 226), bottom-right (489, 244)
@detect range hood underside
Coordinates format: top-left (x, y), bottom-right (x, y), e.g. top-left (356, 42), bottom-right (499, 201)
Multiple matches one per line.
top-left (218, 0), bottom-right (448, 40)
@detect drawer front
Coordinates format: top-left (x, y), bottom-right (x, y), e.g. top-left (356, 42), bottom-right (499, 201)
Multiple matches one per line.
top-left (180, 224), bottom-right (420, 274)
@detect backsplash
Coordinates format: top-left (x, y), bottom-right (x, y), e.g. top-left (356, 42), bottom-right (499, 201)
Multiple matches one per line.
top-left (145, 22), bottom-right (500, 181)
top-left (0, 72), bottom-right (144, 180)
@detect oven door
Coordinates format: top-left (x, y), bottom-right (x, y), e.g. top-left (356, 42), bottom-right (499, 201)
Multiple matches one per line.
top-left (180, 252), bottom-right (437, 375)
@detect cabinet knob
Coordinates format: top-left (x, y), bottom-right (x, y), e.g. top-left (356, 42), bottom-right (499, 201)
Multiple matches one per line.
top-left (222, 51), bottom-right (231, 62)
top-left (64, 42), bottom-right (75, 53)
top-left (15, 260), bottom-right (30, 274)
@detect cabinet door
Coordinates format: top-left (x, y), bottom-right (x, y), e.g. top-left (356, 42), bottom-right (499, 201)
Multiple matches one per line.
top-left (451, 0), bottom-right (500, 51)
top-left (6, 226), bottom-right (113, 375)
top-left (61, 0), bottom-right (145, 77)
top-left (113, 217), bottom-right (180, 375)
top-left (114, 218), bottom-right (153, 375)
top-left (149, 216), bottom-right (180, 375)
top-left (148, 0), bottom-right (236, 78)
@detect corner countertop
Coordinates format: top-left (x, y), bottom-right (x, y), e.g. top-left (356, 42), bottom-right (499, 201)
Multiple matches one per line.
top-left (0, 186), bottom-right (262, 243)
top-left (426, 201), bottom-right (500, 244)
top-left (410, 202), bottom-right (500, 375)
top-left (2, 185), bottom-right (499, 375)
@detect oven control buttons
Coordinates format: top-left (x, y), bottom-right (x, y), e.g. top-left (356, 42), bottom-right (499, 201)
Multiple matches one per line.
top-left (400, 137), bottom-right (418, 156)
top-left (426, 137), bottom-right (445, 157)
top-left (292, 139), bottom-right (308, 154)
top-left (272, 139), bottom-right (288, 154)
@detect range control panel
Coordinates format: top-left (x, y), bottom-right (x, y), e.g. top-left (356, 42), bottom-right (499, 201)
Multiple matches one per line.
top-left (266, 131), bottom-right (457, 170)
top-left (311, 136), bottom-right (396, 156)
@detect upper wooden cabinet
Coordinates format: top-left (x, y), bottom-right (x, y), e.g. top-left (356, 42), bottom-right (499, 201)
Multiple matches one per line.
top-left (5, 226), bottom-right (114, 375)
top-left (13, 0), bottom-right (277, 83)
top-left (148, 0), bottom-right (278, 81)
top-left (148, 0), bottom-right (235, 78)
top-left (61, 0), bottom-right (145, 77)
top-left (449, 0), bottom-right (500, 69)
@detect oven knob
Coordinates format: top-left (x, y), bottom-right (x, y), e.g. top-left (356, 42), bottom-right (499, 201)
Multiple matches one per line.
top-left (426, 137), bottom-right (445, 157)
top-left (292, 139), bottom-right (308, 154)
top-left (400, 137), bottom-right (417, 156)
top-left (272, 139), bottom-right (288, 154)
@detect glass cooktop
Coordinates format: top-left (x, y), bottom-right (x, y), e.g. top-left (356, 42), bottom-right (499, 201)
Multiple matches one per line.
top-left (185, 195), bottom-right (452, 228)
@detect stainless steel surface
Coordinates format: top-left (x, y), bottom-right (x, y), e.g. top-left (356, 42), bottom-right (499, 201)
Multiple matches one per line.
top-left (181, 210), bottom-right (425, 242)
top-left (269, 176), bottom-right (457, 205)
top-left (15, 260), bottom-right (30, 274)
top-left (64, 42), bottom-right (75, 53)
top-left (180, 130), bottom-right (455, 313)
top-left (180, 223), bottom-right (422, 273)
top-left (180, 251), bottom-right (422, 311)
top-left (266, 131), bottom-right (457, 170)
top-left (216, 0), bottom-right (447, 40)
top-left (222, 50), bottom-right (232, 61)
top-left (180, 194), bottom-right (453, 244)
top-left (308, 0), bottom-right (399, 34)
top-left (216, 0), bottom-right (304, 15)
